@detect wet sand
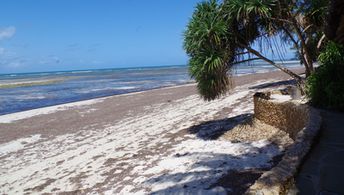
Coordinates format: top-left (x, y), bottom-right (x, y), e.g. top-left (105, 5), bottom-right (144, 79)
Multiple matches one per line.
top-left (0, 68), bottom-right (304, 144)
top-left (0, 68), bottom-right (304, 194)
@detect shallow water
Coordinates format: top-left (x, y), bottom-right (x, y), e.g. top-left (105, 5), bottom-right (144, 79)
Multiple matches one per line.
top-left (0, 62), bottom-right (302, 115)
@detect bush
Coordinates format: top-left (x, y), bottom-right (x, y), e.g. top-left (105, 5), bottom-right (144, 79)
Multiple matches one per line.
top-left (306, 41), bottom-right (344, 111)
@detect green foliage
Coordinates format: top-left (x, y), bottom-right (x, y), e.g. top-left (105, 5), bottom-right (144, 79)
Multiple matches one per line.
top-left (184, 0), bottom-right (328, 100)
top-left (184, 0), bottom-right (234, 101)
top-left (184, 0), bottom-right (278, 100)
top-left (306, 42), bottom-right (344, 110)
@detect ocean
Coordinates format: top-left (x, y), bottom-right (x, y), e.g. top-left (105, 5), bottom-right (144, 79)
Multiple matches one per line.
top-left (0, 61), bottom-right (302, 115)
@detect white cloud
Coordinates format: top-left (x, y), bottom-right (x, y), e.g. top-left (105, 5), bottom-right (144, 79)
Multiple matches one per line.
top-left (0, 26), bottom-right (16, 40)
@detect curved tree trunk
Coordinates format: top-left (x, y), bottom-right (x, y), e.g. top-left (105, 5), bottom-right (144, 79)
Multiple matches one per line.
top-left (245, 46), bottom-right (305, 94)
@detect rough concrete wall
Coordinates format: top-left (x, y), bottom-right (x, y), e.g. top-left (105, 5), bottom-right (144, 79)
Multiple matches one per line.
top-left (253, 95), bottom-right (309, 140)
top-left (246, 108), bottom-right (321, 195)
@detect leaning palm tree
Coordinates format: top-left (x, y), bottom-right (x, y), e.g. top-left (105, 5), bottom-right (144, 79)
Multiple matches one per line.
top-left (184, 0), bottom-right (328, 100)
top-left (184, 1), bottom-right (235, 100)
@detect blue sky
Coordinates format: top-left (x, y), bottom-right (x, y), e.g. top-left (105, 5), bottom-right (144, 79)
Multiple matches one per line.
top-left (0, 0), bottom-right (203, 73)
top-left (0, 0), bottom-right (296, 74)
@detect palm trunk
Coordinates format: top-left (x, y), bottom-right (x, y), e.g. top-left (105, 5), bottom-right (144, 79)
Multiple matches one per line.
top-left (245, 46), bottom-right (305, 94)
top-left (291, 17), bottom-right (314, 77)
top-left (281, 26), bottom-right (312, 77)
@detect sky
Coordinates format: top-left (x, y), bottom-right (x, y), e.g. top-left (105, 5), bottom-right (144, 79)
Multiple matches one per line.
top-left (0, 0), bottom-right (203, 74)
top-left (0, 0), bottom-right (296, 74)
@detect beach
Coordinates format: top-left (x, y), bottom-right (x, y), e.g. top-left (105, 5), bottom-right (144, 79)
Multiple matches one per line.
top-left (0, 68), bottom-right (303, 194)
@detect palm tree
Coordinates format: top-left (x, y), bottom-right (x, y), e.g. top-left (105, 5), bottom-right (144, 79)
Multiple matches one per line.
top-left (184, 0), bottom-right (328, 100)
top-left (184, 1), bottom-right (234, 100)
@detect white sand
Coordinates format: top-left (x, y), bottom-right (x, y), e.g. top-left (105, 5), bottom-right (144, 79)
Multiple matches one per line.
top-left (270, 94), bottom-right (292, 102)
top-left (0, 134), bottom-right (42, 156)
top-left (0, 79), bottom-right (287, 194)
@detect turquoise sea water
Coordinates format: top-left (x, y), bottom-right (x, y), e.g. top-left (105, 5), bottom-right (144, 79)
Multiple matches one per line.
top-left (0, 61), bottom-right (302, 115)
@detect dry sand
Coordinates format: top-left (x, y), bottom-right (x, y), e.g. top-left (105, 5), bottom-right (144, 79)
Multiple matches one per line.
top-left (0, 68), bottom-right (303, 194)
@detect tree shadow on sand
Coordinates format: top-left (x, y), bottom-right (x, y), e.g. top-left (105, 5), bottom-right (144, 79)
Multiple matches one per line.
top-left (142, 112), bottom-right (287, 194)
top-left (188, 80), bottom-right (297, 141)
top-left (188, 114), bottom-right (252, 140)
top-left (144, 144), bottom-right (283, 195)
top-left (249, 80), bottom-right (296, 90)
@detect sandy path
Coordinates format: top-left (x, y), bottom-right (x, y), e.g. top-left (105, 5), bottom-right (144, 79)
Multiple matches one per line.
top-left (0, 69), bottom-right (303, 194)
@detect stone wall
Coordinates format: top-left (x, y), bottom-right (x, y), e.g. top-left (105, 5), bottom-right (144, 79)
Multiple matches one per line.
top-left (246, 92), bottom-right (322, 195)
top-left (253, 92), bottom-right (309, 140)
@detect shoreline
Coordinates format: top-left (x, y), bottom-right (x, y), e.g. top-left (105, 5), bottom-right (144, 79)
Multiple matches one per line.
top-left (0, 67), bottom-right (304, 143)
top-left (0, 67), bottom-right (304, 194)
top-left (0, 67), bottom-right (304, 117)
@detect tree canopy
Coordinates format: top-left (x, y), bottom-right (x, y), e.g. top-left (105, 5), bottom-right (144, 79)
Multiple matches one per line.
top-left (184, 0), bottom-right (328, 100)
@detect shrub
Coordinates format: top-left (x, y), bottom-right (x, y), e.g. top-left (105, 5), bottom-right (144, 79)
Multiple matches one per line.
top-left (306, 41), bottom-right (344, 111)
